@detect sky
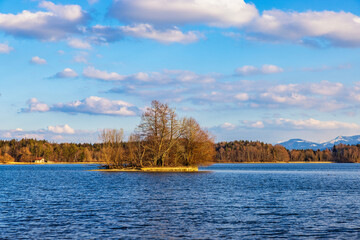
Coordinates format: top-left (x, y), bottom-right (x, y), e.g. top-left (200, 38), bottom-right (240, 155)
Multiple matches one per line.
top-left (1, 0), bottom-right (360, 144)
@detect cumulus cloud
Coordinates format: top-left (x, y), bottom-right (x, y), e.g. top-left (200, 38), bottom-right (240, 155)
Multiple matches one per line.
top-left (107, 0), bottom-right (360, 47)
top-left (22, 96), bottom-right (138, 116)
top-left (218, 120), bottom-right (265, 132)
top-left (0, 125), bottom-right (99, 143)
top-left (0, 1), bottom-right (87, 41)
top-left (236, 64), bottom-right (283, 76)
top-left (52, 96), bottom-right (137, 116)
top-left (234, 93), bottom-right (249, 101)
top-left (67, 38), bottom-right (91, 49)
top-left (90, 24), bottom-right (201, 44)
top-left (275, 118), bottom-right (360, 130)
top-left (93, 65), bottom-right (357, 113)
top-left (309, 81), bottom-right (343, 96)
top-left (83, 66), bottom-right (125, 81)
top-left (260, 92), bottom-right (308, 105)
top-left (221, 122), bottom-right (236, 130)
top-left (177, 77), bottom-right (357, 112)
top-left (109, 0), bottom-right (258, 27)
top-left (216, 117), bottom-right (359, 132)
top-left (253, 121), bottom-right (265, 128)
top-left (22, 98), bottom-right (50, 112)
top-left (48, 124), bottom-right (75, 134)
top-left (249, 10), bottom-right (360, 47)
top-left (83, 66), bottom-right (215, 84)
top-left (0, 43), bottom-right (13, 53)
top-left (121, 24), bottom-right (200, 44)
top-left (250, 81), bottom-right (348, 111)
top-left (30, 56), bottom-right (47, 65)
top-left (54, 68), bottom-right (78, 78)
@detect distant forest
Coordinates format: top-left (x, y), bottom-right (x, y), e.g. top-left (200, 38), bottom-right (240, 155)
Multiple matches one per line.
top-left (215, 141), bottom-right (360, 163)
top-left (1, 138), bottom-right (360, 164)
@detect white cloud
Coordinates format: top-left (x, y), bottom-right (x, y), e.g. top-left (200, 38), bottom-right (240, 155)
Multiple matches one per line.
top-left (39, 1), bottom-right (83, 21)
top-left (219, 120), bottom-right (264, 131)
top-left (48, 124), bottom-right (75, 134)
top-left (108, 0), bottom-right (360, 47)
top-left (54, 68), bottom-right (78, 78)
top-left (268, 84), bottom-right (298, 93)
top-left (261, 64), bottom-right (284, 74)
top-left (251, 121), bottom-right (265, 128)
top-left (251, 10), bottom-right (360, 47)
top-left (221, 122), bottom-right (236, 130)
top-left (235, 65), bottom-right (258, 76)
top-left (23, 98), bottom-right (50, 112)
top-left (30, 56), bottom-right (47, 65)
top-left (0, 43), bottom-right (13, 53)
top-left (91, 24), bottom-right (201, 44)
top-left (242, 120), bottom-right (264, 128)
top-left (236, 64), bottom-right (283, 76)
top-left (52, 96), bottom-right (137, 116)
top-left (110, 0), bottom-right (258, 27)
top-left (275, 118), bottom-right (360, 130)
top-left (83, 66), bottom-right (215, 84)
top-left (67, 38), bottom-right (92, 49)
top-left (120, 24), bottom-right (200, 44)
top-left (309, 80), bottom-right (343, 96)
top-left (260, 92), bottom-right (308, 105)
top-left (22, 96), bottom-right (137, 116)
top-left (83, 66), bottom-right (125, 81)
top-left (164, 69), bottom-right (215, 83)
top-left (234, 93), bottom-right (249, 101)
top-left (0, 127), bottom-right (99, 143)
top-left (0, 1), bottom-right (86, 41)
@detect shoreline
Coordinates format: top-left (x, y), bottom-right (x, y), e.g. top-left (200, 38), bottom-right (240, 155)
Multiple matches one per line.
top-left (90, 166), bottom-right (199, 172)
top-left (210, 161), bottom-right (334, 164)
top-left (0, 161), bottom-right (340, 166)
top-left (0, 161), bottom-right (103, 165)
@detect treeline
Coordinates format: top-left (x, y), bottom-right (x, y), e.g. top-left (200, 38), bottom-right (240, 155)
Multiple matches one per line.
top-left (215, 141), bottom-right (360, 163)
top-left (2, 139), bottom-right (360, 164)
top-left (0, 139), bottom-right (101, 163)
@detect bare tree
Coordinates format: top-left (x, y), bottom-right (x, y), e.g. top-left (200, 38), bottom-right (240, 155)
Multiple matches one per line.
top-left (99, 129), bottom-right (125, 168)
top-left (179, 117), bottom-right (215, 166)
top-left (137, 100), bottom-right (182, 167)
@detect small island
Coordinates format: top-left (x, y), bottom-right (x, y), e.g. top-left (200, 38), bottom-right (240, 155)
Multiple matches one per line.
top-left (95, 100), bottom-right (215, 172)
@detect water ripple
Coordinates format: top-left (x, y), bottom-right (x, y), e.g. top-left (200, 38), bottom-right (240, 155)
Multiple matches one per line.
top-left (1, 164), bottom-right (360, 239)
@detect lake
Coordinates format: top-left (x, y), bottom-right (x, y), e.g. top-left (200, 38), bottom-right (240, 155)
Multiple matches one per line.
top-left (1, 163), bottom-right (360, 239)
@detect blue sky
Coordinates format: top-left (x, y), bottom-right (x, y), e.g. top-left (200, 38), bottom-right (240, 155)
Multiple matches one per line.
top-left (1, 0), bottom-right (360, 144)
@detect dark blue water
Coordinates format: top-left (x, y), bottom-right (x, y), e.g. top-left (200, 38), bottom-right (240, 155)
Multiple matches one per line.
top-left (1, 164), bottom-right (360, 239)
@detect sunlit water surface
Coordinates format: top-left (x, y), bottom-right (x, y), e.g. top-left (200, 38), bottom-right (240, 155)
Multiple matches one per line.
top-left (1, 163), bottom-right (360, 239)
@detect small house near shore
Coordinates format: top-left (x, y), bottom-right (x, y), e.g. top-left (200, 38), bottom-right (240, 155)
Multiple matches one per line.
top-left (33, 157), bottom-right (47, 163)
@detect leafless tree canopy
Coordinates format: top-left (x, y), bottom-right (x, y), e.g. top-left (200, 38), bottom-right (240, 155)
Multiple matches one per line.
top-left (100, 100), bottom-right (215, 168)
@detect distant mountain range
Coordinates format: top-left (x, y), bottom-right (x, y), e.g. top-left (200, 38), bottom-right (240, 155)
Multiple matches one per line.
top-left (279, 135), bottom-right (360, 150)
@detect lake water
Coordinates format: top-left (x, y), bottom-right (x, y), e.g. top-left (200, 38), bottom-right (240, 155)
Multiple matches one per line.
top-left (1, 163), bottom-right (360, 239)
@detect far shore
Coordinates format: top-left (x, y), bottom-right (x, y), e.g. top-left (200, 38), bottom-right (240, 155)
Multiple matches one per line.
top-left (90, 166), bottom-right (199, 172)
top-left (211, 161), bottom-right (334, 164)
top-left (0, 161), bottom-right (338, 166)
top-left (0, 161), bottom-right (104, 165)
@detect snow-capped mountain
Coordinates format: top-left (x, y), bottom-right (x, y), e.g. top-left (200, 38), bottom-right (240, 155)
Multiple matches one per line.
top-left (279, 135), bottom-right (360, 150)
